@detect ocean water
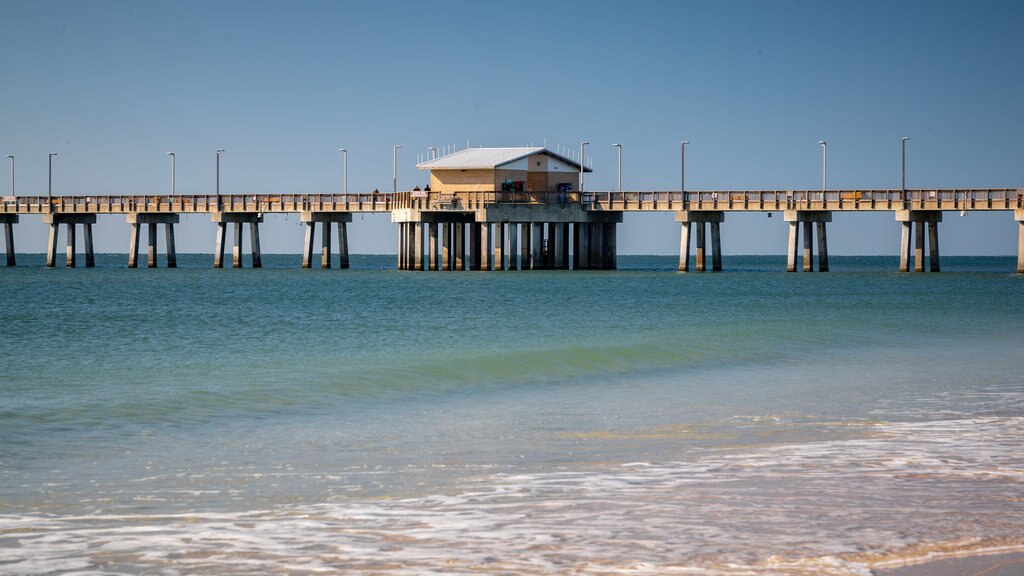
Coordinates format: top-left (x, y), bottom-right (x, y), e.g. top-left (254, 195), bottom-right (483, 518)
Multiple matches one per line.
top-left (1, 254), bottom-right (1022, 575)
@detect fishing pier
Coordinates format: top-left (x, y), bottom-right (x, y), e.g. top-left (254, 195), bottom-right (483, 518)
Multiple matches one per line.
top-left (1, 188), bottom-right (1022, 273)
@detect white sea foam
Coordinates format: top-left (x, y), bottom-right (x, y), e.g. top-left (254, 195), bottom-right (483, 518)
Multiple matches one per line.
top-left (2, 416), bottom-right (1022, 575)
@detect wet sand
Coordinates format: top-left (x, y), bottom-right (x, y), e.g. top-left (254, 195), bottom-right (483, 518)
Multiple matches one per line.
top-left (876, 551), bottom-right (1024, 576)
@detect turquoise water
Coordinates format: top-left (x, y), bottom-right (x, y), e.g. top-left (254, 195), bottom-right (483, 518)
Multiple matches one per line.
top-left (1, 255), bottom-right (1022, 575)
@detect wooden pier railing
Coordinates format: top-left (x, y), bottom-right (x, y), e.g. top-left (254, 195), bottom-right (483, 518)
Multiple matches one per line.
top-left (1, 188), bottom-right (1020, 215)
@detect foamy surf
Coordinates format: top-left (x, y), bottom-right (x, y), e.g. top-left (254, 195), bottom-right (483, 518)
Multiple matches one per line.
top-left (2, 416), bottom-right (1021, 575)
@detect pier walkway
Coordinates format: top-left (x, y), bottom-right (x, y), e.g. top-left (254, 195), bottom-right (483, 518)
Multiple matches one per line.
top-left (1, 188), bottom-right (1021, 273)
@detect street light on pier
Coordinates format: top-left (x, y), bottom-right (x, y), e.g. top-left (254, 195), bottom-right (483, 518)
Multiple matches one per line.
top-left (166, 152), bottom-right (175, 197)
top-left (612, 143), bottom-right (621, 193)
top-left (901, 136), bottom-right (910, 194)
top-left (579, 141), bottom-right (588, 193)
top-left (48, 153), bottom-right (57, 199)
top-left (5, 155), bottom-right (12, 198)
top-left (393, 145), bottom-right (401, 193)
top-left (818, 140), bottom-right (827, 202)
top-left (339, 148), bottom-right (348, 195)
top-left (216, 149), bottom-right (225, 209)
top-left (681, 141), bottom-right (690, 203)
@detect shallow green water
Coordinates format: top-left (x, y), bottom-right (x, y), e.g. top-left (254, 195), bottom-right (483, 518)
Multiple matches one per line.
top-left (1, 255), bottom-right (1022, 574)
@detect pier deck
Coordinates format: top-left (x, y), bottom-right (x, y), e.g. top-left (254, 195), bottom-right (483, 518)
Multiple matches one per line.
top-left (1, 188), bottom-right (1022, 273)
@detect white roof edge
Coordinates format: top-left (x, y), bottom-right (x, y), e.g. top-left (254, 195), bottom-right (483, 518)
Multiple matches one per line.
top-left (416, 146), bottom-right (591, 172)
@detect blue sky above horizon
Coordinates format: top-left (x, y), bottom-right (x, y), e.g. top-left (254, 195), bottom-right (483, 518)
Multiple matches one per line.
top-left (2, 0), bottom-right (1022, 255)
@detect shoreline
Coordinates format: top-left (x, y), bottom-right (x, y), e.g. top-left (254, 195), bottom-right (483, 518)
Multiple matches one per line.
top-left (876, 550), bottom-right (1024, 575)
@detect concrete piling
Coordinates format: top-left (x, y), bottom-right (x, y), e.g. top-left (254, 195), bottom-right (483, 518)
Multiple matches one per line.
top-left (1, 215), bottom-right (16, 266)
top-left (337, 222), bottom-right (348, 269)
top-left (148, 223), bottom-right (158, 268)
top-left (803, 221), bottom-right (813, 272)
top-left (678, 222), bottom-right (690, 272)
top-left (676, 211), bottom-right (723, 273)
top-left (212, 212), bottom-right (263, 269)
top-left (44, 214), bottom-right (97, 268)
top-left (66, 221), bottom-right (77, 268)
top-left (784, 211), bottom-right (831, 272)
top-left (1017, 210), bottom-right (1024, 274)
top-left (896, 211), bottom-right (941, 273)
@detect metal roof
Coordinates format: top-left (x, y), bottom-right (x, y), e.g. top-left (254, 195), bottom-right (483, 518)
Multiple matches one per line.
top-left (416, 147), bottom-right (591, 172)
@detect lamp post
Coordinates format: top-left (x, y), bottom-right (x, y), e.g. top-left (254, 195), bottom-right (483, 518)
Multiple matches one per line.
top-left (393, 145), bottom-right (401, 193)
top-left (681, 140), bottom-right (690, 200)
top-left (339, 148), bottom-right (348, 195)
top-left (5, 155), bottom-right (12, 197)
top-left (166, 152), bottom-right (175, 197)
top-left (216, 148), bottom-right (225, 209)
top-left (48, 153), bottom-right (57, 199)
top-left (901, 136), bottom-right (910, 195)
top-left (579, 141), bottom-right (588, 192)
top-left (612, 143), bottom-right (621, 193)
top-left (817, 140), bottom-right (826, 201)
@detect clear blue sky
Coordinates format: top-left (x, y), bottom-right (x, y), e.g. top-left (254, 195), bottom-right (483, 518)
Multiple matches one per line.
top-left (2, 0), bottom-right (1022, 255)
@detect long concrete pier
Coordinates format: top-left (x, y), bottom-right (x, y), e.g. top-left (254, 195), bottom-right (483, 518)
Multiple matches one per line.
top-left (1, 188), bottom-right (1022, 272)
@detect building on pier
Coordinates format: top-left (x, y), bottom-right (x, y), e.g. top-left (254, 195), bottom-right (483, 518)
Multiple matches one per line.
top-left (417, 147), bottom-right (589, 194)
top-left (393, 147), bottom-right (616, 271)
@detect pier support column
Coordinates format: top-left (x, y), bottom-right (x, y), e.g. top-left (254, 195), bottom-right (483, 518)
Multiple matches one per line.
top-left (603, 222), bottom-right (617, 270)
top-left (577, 222), bottom-right (590, 270)
top-left (126, 215), bottom-right (177, 269)
top-left (1017, 210), bottom-right (1024, 274)
top-left (210, 212), bottom-right (263, 269)
top-left (65, 222), bottom-right (77, 268)
top-left (321, 220), bottom-right (332, 269)
top-left (588, 223), bottom-right (603, 270)
top-left (47, 222), bottom-right (58, 268)
top-left (337, 222), bottom-right (348, 269)
top-left (480, 223), bottom-right (492, 271)
top-left (678, 222), bottom-right (691, 272)
top-left (147, 223), bottom-right (158, 268)
top-left (917, 220), bottom-right (925, 272)
top-left (44, 214), bottom-right (97, 269)
top-left (531, 223), bottom-right (544, 270)
top-left (710, 222), bottom-right (722, 272)
top-left (429, 223), bottom-right (439, 271)
top-left (553, 223), bottom-right (565, 269)
top-left (455, 223), bottom-right (466, 270)
top-left (250, 222), bottom-right (262, 268)
top-left (676, 211), bottom-right (723, 273)
top-left (414, 223), bottom-right (424, 271)
top-left (561, 223), bottom-right (570, 269)
top-left (469, 223), bottom-right (481, 270)
top-left (215, 222), bottom-right (227, 269)
top-left (494, 222), bottom-right (505, 270)
top-left (784, 211), bottom-right (831, 272)
top-left (300, 211), bottom-right (351, 270)
top-left (817, 222), bottom-right (829, 272)
top-left (233, 223), bottom-right (243, 268)
top-left (508, 223), bottom-right (518, 270)
top-left (787, 222), bottom-right (799, 273)
top-left (400, 223), bottom-right (408, 270)
top-left (802, 221), bottom-right (813, 272)
top-left (900, 221), bottom-right (912, 273)
top-left (1, 215), bottom-right (16, 266)
top-left (165, 223), bottom-right (176, 268)
top-left (521, 222), bottom-right (531, 270)
top-left (895, 211), bottom-right (942, 273)
top-left (83, 224), bottom-right (95, 268)
top-left (695, 222), bottom-right (706, 272)
top-left (442, 223), bottom-right (451, 271)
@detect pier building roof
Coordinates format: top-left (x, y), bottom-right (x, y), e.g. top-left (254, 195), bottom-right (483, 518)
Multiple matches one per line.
top-left (416, 147), bottom-right (591, 172)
